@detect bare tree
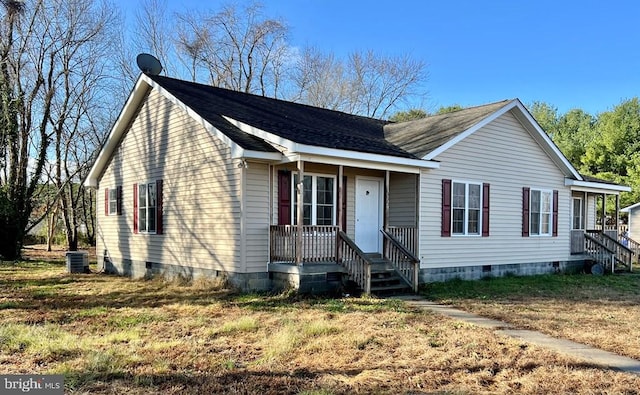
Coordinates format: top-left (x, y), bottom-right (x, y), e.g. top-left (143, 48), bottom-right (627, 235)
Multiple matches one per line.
top-left (175, 2), bottom-right (289, 96)
top-left (0, 0), bottom-right (119, 258)
top-left (290, 48), bottom-right (428, 119)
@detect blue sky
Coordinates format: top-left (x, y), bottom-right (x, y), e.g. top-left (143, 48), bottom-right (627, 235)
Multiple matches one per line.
top-left (120, 0), bottom-right (640, 115)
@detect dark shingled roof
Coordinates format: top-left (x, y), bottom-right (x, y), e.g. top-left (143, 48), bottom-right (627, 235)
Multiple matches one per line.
top-left (384, 100), bottom-right (513, 158)
top-left (147, 75), bottom-right (416, 158)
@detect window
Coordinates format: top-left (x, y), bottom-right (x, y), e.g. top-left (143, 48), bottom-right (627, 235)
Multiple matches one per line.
top-left (572, 197), bottom-right (583, 230)
top-left (104, 186), bottom-right (122, 216)
top-left (530, 189), bottom-right (552, 235)
top-left (452, 181), bottom-right (482, 235)
top-left (134, 180), bottom-right (163, 234)
top-left (522, 187), bottom-right (558, 237)
top-left (292, 174), bottom-right (336, 225)
top-left (442, 179), bottom-right (489, 237)
top-left (138, 182), bottom-right (157, 233)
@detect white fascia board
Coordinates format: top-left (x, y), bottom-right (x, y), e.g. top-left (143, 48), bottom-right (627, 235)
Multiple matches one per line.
top-left (223, 115), bottom-right (439, 170)
top-left (283, 153), bottom-right (436, 174)
top-left (621, 202), bottom-right (640, 212)
top-left (511, 101), bottom-right (583, 180)
top-left (84, 75), bottom-right (275, 187)
top-left (84, 76), bottom-right (152, 187)
top-left (235, 150), bottom-right (282, 161)
top-left (565, 178), bottom-right (631, 193)
top-left (423, 100), bottom-right (517, 160)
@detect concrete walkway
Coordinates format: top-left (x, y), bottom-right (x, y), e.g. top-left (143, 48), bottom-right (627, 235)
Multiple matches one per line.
top-left (395, 295), bottom-right (640, 375)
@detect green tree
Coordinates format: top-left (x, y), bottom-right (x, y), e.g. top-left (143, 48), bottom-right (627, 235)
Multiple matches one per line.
top-left (528, 101), bottom-right (559, 137)
top-left (555, 109), bottom-right (596, 170)
top-left (389, 108), bottom-right (428, 122)
top-left (436, 105), bottom-right (463, 114)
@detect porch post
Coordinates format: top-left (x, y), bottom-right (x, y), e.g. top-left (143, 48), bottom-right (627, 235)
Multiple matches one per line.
top-left (384, 171), bottom-right (390, 231)
top-left (615, 194), bottom-right (620, 237)
top-left (601, 193), bottom-right (607, 231)
top-left (296, 160), bottom-right (304, 265)
top-left (337, 165), bottom-right (343, 262)
top-left (583, 191), bottom-right (587, 229)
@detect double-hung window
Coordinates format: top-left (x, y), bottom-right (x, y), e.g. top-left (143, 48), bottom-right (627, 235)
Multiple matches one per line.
top-left (292, 174), bottom-right (336, 225)
top-left (530, 189), bottom-right (552, 236)
top-left (104, 186), bottom-right (122, 216)
top-left (138, 182), bottom-right (157, 233)
top-left (452, 181), bottom-right (482, 235)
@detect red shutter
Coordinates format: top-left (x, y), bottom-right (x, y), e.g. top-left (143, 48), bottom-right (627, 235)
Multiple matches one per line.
top-left (522, 187), bottom-right (530, 237)
top-left (552, 189), bottom-right (559, 237)
top-left (341, 176), bottom-right (347, 231)
top-left (156, 179), bottom-right (163, 235)
top-left (482, 183), bottom-right (490, 237)
top-left (116, 186), bottom-right (122, 216)
top-left (104, 188), bottom-right (109, 216)
top-left (133, 183), bottom-right (138, 234)
top-left (278, 170), bottom-right (291, 225)
top-left (441, 179), bottom-right (452, 237)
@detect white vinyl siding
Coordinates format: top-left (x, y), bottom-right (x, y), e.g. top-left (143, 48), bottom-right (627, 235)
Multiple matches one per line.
top-left (97, 88), bottom-right (244, 274)
top-left (419, 110), bottom-right (571, 269)
top-left (244, 163), bottom-right (270, 272)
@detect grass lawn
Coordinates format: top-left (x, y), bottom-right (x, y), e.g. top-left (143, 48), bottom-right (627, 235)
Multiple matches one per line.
top-left (425, 271), bottom-right (640, 362)
top-left (1, 254), bottom-right (639, 394)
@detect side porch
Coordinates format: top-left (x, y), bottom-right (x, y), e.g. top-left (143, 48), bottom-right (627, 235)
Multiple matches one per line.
top-left (569, 187), bottom-right (637, 272)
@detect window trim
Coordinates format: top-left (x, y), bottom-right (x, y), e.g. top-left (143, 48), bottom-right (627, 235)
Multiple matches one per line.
top-left (137, 181), bottom-right (157, 234)
top-left (291, 172), bottom-right (337, 226)
top-left (530, 188), bottom-right (553, 236)
top-left (451, 180), bottom-right (483, 236)
top-left (108, 188), bottom-right (118, 216)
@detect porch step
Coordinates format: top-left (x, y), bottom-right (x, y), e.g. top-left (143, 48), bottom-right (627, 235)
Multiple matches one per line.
top-left (369, 265), bottom-right (411, 296)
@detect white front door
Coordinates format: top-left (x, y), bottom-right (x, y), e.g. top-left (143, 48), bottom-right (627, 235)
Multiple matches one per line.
top-left (355, 177), bottom-right (382, 253)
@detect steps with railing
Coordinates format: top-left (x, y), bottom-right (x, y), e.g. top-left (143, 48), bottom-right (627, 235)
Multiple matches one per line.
top-left (584, 230), bottom-right (633, 273)
top-left (337, 230), bottom-right (414, 295)
top-left (619, 233), bottom-right (640, 264)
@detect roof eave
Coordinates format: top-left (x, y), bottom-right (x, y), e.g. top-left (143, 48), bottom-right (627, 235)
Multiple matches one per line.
top-left (85, 75), bottom-right (152, 187)
top-left (565, 178), bottom-right (631, 193)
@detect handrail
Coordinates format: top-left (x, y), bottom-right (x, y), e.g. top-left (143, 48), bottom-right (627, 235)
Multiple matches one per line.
top-left (619, 233), bottom-right (640, 266)
top-left (584, 233), bottom-right (631, 272)
top-left (380, 229), bottom-right (419, 292)
top-left (337, 230), bottom-right (372, 294)
top-left (586, 230), bottom-right (632, 271)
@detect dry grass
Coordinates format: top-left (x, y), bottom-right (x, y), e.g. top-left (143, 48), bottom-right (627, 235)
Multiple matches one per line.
top-left (2, 256), bottom-right (640, 394)
top-left (425, 273), bottom-right (640, 361)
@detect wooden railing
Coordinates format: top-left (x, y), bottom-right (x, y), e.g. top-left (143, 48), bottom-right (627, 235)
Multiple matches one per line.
top-left (386, 226), bottom-right (417, 256)
top-left (270, 225), bottom-right (339, 263)
top-left (585, 230), bottom-right (632, 272)
top-left (337, 230), bottom-right (372, 294)
top-left (381, 229), bottom-right (419, 292)
top-left (619, 233), bottom-right (640, 266)
top-left (584, 233), bottom-right (615, 272)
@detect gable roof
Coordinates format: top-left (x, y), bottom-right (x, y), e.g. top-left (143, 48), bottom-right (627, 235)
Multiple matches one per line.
top-left (386, 99), bottom-right (584, 181)
top-left (85, 74), bottom-right (629, 194)
top-left (384, 100), bottom-right (511, 158)
top-left (146, 75), bottom-right (416, 159)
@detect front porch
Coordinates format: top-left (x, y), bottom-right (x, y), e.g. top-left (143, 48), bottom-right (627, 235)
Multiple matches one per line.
top-left (269, 224), bottom-right (420, 294)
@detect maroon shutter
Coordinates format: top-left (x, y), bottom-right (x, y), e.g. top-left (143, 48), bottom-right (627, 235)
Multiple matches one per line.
top-left (341, 176), bottom-right (347, 231)
top-left (522, 187), bottom-right (530, 237)
top-left (552, 189), bottom-right (559, 237)
top-left (116, 186), bottom-right (123, 216)
top-left (277, 170), bottom-right (291, 225)
top-left (104, 188), bottom-right (109, 216)
top-left (133, 183), bottom-right (138, 234)
top-left (156, 179), bottom-right (163, 235)
top-left (441, 179), bottom-right (452, 237)
top-left (482, 183), bottom-right (490, 237)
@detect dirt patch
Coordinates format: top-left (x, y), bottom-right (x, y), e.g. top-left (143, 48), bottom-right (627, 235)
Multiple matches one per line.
top-left (21, 244), bottom-right (97, 263)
